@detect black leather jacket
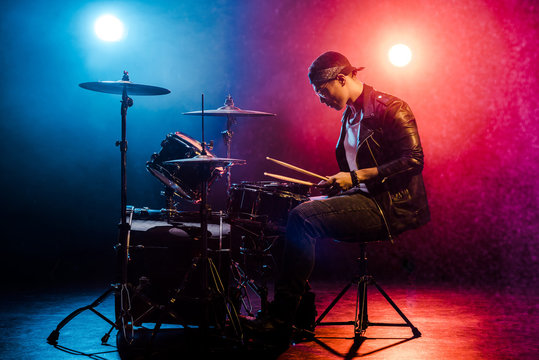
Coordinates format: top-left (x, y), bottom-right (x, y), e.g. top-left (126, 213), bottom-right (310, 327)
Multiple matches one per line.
top-left (336, 84), bottom-right (430, 239)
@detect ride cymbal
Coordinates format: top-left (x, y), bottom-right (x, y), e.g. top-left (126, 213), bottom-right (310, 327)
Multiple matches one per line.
top-left (79, 80), bottom-right (170, 96)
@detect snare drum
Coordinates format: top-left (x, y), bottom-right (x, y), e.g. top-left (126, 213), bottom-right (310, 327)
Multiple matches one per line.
top-left (146, 132), bottom-right (223, 202)
top-left (227, 181), bottom-right (310, 228)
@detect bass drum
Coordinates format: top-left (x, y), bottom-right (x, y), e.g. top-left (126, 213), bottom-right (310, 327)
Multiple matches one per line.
top-left (146, 132), bottom-right (223, 203)
top-left (116, 208), bottom-right (231, 327)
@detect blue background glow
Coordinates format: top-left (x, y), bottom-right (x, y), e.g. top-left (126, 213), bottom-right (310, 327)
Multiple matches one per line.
top-left (1, 0), bottom-right (537, 287)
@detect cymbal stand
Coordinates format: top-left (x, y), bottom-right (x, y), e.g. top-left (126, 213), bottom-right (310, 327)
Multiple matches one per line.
top-left (48, 71), bottom-right (136, 345)
top-left (220, 95), bottom-right (237, 192)
top-left (115, 72), bottom-right (136, 343)
top-left (159, 94), bottom-right (242, 339)
top-left (199, 96), bottom-right (240, 332)
top-left (200, 93), bottom-right (210, 291)
top-left (221, 114), bottom-right (236, 191)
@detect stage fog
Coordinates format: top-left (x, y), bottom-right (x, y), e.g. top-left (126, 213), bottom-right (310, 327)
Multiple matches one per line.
top-left (1, 0), bottom-right (537, 289)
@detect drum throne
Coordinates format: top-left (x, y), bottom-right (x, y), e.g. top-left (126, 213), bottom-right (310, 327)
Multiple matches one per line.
top-left (314, 241), bottom-right (421, 339)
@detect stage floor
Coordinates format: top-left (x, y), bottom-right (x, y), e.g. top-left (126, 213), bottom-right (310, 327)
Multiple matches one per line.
top-left (1, 281), bottom-right (537, 359)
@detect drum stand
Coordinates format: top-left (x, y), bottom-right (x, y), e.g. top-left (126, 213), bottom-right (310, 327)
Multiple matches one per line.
top-left (228, 219), bottom-right (280, 317)
top-left (162, 186), bottom-right (181, 221)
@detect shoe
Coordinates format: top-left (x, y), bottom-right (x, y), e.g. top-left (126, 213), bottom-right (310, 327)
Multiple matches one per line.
top-left (240, 299), bottom-right (295, 349)
top-left (294, 289), bottom-right (317, 332)
top-left (291, 325), bottom-right (315, 343)
top-left (241, 315), bottom-right (292, 352)
top-left (242, 308), bottom-right (292, 335)
top-left (241, 291), bottom-right (308, 349)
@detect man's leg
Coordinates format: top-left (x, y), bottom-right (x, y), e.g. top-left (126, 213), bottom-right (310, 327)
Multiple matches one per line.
top-left (274, 192), bottom-right (385, 318)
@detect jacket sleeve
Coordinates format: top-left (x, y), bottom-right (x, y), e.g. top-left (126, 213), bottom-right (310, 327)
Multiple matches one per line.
top-left (376, 100), bottom-right (424, 183)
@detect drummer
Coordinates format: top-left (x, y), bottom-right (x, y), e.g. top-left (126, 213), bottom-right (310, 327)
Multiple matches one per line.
top-left (244, 51), bottom-right (430, 344)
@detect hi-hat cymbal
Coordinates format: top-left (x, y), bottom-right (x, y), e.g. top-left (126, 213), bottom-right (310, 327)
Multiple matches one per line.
top-left (183, 94), bottom-right (275, 117)
top-left (164, 155), bottom-right (246, 167)
top-left (79, 81), bottom-right (171, 96)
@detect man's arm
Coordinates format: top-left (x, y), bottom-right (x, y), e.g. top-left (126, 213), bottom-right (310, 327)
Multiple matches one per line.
top-left (376, 100), bottom-right (424, 183)
top-left (321, 99), bottom-right (423, 194)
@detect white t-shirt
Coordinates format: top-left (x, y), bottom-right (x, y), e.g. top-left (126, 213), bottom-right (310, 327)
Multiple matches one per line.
top-left (343, 106), bottom-right (369, 193)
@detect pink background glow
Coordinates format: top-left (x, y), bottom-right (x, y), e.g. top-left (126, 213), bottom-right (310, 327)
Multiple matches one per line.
top-left (228, 0), bottom-right (538, 285)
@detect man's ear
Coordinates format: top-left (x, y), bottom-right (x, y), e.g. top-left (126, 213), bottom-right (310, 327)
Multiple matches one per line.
top-left (336, 74), bottom-right (346, 86)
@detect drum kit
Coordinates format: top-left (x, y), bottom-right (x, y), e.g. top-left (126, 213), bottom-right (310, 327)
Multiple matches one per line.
top-left (48, 72), bottom-right (325, 352)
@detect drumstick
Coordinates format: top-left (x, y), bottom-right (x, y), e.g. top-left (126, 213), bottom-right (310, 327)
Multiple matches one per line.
top-left (266, 157), bottom-right (329, 181)
top-left (263, 172), bottom-right (315, 186)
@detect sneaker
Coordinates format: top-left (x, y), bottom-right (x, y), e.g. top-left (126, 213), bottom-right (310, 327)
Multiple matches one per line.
top-left (241, 314), bottom-right (292, 351)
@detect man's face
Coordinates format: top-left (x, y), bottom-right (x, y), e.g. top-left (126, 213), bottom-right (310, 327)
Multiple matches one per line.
top-left (312, 78), bottom-right (347, 110)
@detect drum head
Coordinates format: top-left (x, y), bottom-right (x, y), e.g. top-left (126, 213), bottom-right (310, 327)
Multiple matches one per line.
top-left (146, 132), bottom-right (223, 202)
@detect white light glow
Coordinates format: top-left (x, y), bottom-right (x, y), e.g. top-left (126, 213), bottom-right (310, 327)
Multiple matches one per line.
top-left (94, 14), bottom-right (125, 42)
top-left (388, 44), bottom-right (412, 67)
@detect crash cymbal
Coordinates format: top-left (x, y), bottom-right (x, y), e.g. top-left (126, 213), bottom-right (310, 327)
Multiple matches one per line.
top-left (164, 155), bottom-right (246, 167)
top-left (183, 94), bottom-right (275, 117)
top-left (79, 80), bottom-right (170, 96)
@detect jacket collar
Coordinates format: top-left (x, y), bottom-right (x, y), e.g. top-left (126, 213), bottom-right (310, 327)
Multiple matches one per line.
top-left (335, 83), bottom-right (377, 171)
top-left (361, 84), bottom-right (376, 120)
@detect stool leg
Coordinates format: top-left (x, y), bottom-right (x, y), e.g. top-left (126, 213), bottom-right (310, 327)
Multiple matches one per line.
top-left (354, 276), bottom-right (369, 336)
top-left (315, 243), bottom-right (420, 339)
top-left (353, 243), bottom-right (368, 335)
top-left (371, 279), bottom-right (422, 337)
top-left (315, 281), bottom-right (354, 326)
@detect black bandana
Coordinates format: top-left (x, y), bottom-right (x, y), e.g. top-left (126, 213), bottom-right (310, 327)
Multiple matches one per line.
top-left (309, 65), bottom-right (364, 85)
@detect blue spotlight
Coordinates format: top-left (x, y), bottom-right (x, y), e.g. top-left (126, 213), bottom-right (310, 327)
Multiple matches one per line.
top-left (94, 14), bottom-right (125, 42)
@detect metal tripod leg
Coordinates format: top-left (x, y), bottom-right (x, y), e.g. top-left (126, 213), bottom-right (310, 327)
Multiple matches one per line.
top-left (314, 275), bottom-right (420, 338)
top-left (314, 276), bottom-right (369, 336)
top-left (314, 243), bottom-right (420, 339)
top-left (370, 279), bottom-right (422, 337)
top-left (315, 281), bottom-right (354, 326)
top-left (355, 276), bottom-right (369, 336)
top-left (47, 286), bottom-right (118, 345)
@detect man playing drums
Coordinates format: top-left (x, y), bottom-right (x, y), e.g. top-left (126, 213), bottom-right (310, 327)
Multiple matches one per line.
top-left (245, 51), bottom-right (430, 346)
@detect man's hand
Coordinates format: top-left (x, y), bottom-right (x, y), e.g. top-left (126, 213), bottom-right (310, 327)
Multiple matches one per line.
top-left (318, 168), bottom-right (379, 196)
top-left (318, 172), bottom-right (352, 196)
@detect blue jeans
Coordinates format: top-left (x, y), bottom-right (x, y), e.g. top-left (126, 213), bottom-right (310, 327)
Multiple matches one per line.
top-left (275, 190), bottom-right (386, 299)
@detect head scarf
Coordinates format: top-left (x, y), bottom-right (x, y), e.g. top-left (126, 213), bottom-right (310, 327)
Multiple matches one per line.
top-left (308, 51), bottom-right (364, 85)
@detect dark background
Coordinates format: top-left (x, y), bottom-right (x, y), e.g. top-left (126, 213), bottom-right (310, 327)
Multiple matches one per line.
top-left (0, 0), bottom-right (537, 290)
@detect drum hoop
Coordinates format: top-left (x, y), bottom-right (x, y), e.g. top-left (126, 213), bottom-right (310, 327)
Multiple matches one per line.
top-left (230, 183), bottom-right (309, 201)
top-left (171, 131), bottom-right (215, 157)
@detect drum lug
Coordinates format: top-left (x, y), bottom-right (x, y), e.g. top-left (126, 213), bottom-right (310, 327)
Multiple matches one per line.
top-left (203, 140), bottom-right (214, 151)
